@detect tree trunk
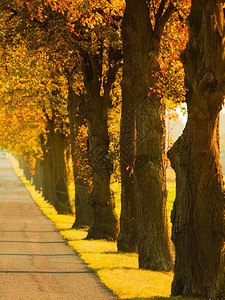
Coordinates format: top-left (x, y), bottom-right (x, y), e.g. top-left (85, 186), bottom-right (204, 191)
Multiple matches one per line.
top-left (41, 133), bottom-right (54, 205)
top-left (34, 156), bottom-right (44, 192)
top-left (67, 77), bottom-right (94, 228)
top-left (122, 0), bottom-right (174, 269)
top-left (50, 129), bottom-right (73, 215)
top-left (168, 1), bottom-right (225, 298)
top-left (118, 85), bottom-right (137, 252)
top-left (81, 50), bottom-right (119, 241)
top-left (23, 152), bottom-right (32, 181)
top-left (73, 177), bottom-right (93, 228)
top-left (41, 124), bottom-right (73, 215)
top-left (134, 96), bottom-right (173, 270)
top-left (86, 108), bottom-right (118, 240)
top-left (18, 155), bottom-right (24, 169)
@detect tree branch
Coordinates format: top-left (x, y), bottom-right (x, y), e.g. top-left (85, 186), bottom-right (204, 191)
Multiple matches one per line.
top-left (41, 104), bottom-right (51, 123)
top-left (155, 0), bottom-right (168, 23)
top-left (103, 47), bottom-right (122, 108)
top-left (5, 8), bottom-right (18, 23)
top-left (154, 1), bottom-right (176, 37)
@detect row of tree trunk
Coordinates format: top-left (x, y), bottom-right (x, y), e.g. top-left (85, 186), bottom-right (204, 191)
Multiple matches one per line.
top-left (17, 0), bottom-right (225, 298)
top-left (20, 128), bottom-right (73, 215)
top-left (118, 0), bottom-right (225, 298)
top-left (19, 49), bottom-right (121, 240)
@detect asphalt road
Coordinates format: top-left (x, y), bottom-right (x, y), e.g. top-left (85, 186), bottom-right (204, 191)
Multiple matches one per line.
top-left (0, 157), bottom-right (117, 300)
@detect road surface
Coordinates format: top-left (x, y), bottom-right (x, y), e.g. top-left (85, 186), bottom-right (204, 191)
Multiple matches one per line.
top-left (0, 157), bottom-right (117, 300)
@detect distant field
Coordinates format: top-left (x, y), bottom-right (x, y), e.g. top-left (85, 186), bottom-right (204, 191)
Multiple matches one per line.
top-left (167, 168), bottom-right (176, 227)
top-left (166, 167), bottom-right (175, 182)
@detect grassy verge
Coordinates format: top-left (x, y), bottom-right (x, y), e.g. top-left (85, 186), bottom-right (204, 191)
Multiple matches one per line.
top-left (10, 156), bottom-right (198, 300)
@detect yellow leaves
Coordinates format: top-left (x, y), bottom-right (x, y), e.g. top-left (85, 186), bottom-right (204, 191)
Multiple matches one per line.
top-left (41, 0), bottom-right (124, 43)
top-left (0, 41), bottom-right (70, 155)
top-left (152, 2), bottom-right (190, 107)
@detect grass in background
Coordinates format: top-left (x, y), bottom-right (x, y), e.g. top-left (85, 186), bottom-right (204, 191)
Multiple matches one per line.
top-left (11, 156), bottom-right (199, 300)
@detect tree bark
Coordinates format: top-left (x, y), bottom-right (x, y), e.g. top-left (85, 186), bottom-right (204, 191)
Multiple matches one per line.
top-left (50, 128), bottom-right (73, 215)
top-left (67, 75), bottom-right (94, 228)
top-left (168, 1), bottom-right (225, 298)
top-left (118, 83), bottom-right (137, 252)
top-left (81, 50), bottom-right (119, 240)
top-left (41, 122), bottom-right (73, 215)
top-left (86, 109), bottom-right (118, 240)
top-left (23, 152), bottom-right (34, 181)
top-left (122, 0), bottom-right (174, 269)
top-left (34, 156), bottom-right (44, 192)
top-left (41, 133), bottom-right (54, 205)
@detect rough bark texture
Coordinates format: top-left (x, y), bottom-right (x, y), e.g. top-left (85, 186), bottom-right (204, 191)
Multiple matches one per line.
top-left (86, 109), bottom-right (118, 240)
top-left (168, 1), bottom-right (225, 298)
top-left (73, 177), bottom-right (93, 228)
top-left (81, 50), bottom-right (120, 240)
top-left (67, 76), bottom-right (94, 228)
top-left (122, 0), bottom-right (174, 269)
top-left (41, 122), bottom-right (73, 215)
top-left (50, 129), bottom-right (73, 215)
top-left (118, 79), bottom-right (137, 252)
top-left (43, 150), bottom-right (54, 204)
top-left (41, 133), bottom-right (54, 206)
top-left (34, 156), bottom-right (44, 192)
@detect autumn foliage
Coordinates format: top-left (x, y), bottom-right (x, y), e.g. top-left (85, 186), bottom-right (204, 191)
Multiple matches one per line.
top-left (0, 0), bottom-right (199, 281)
top-left (0, 0), bottom-right (190, 180)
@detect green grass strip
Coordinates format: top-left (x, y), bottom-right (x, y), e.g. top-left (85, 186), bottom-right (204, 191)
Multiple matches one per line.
top-left (10, 156), bottom-right (199, 300)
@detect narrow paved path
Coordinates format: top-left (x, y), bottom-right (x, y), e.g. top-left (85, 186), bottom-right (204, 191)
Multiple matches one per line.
top-left (0, 158), bottom-right (117, 300)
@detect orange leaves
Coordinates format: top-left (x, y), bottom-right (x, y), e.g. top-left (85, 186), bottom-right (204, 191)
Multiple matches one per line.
top-left (43, 0), bottom-right (124, 40)
top-left (44, 0), bottom-right (70, 14)
top-left (152, 1), bottom-right (191, 108)
top-left (0, 41), bottom-right (67, 155)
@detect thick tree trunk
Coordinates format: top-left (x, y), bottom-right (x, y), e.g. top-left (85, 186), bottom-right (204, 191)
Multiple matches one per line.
top-left (43, 154), bottom-right (54, 204)
top-left (34, 156), bottom-right (44, 192)
top-left (118, 86), bottom-right (137, 252)
top-left (81, 50), bottom-right (119, 240)
top-left (86, 110), bottom-right (118, 240)
top-left (50, 129), bottom-right (73, 215)
top-left (41, 134), bottom-right (54, 205)
top-left (168, 1), bottom-right (225, 298)
top-left (41, 124), bottom-right (73, 215)
top-left (134, 97), bottom-right (173, 270)
top-left (122, 0), bottom-right (174, 269)
top-left (67, 78), bottom-right (94, 228)
top-left (23, 152), bottom-right (33, 181)
top-left (73, 177), bottom-right (93, 228)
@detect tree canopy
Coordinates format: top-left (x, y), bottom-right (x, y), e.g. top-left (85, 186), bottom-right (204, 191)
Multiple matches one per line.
top-left (2, 1), bottom-right (224, 298)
